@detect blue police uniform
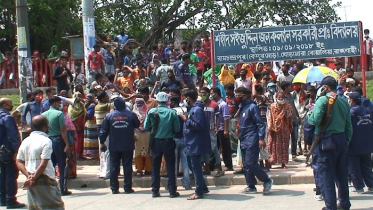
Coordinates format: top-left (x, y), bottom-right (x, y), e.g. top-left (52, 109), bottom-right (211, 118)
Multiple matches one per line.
top-left (308, 76), bottom-right (352, 210)
top-left (238, 99), bottom-right (271, 189)
top-left (184, 102), bottom-right (211, 196)
top-left (99, 98), bottom-right (140, 193)
top-left (304, 115), bottom-right (322, 196)
top-left (348, 103), bottom-right (373, 191)
top-left (0, 108), bottom-right (21, 205)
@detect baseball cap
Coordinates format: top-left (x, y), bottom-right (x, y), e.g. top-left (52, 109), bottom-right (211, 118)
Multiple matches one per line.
top-left (156, 92), bottom-right (169, 102)
top-left (347, 92), bottom-right (361, 103)
top-left (321, 76), bottom-right (337, 87)
top-left (267, 82), bottom-right (276, 88)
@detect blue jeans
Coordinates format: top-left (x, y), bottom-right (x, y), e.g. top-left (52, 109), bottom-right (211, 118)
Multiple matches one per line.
top-left (291, 121), bottom-right (299, 156)
top-left (316, 133), bottom-right (350, 210)
top-left (110, 150), bottom-right (133, 191)
top-left (175, 138), bottom-right (190, 187)
top-left (203, 131), bottom-right (221, 164)
top-left (151, 138), bottom-right (177, 194)
top-left (187, 155), bottom-right (208, 196)
top-left (105, 64), bottom-right (115, 74)
top-left (50, 136), bottom-right (68, 193)
top-left (241, 145), bottom-right (269, 186)
top-left (0, 159), bottom-right (18, 204)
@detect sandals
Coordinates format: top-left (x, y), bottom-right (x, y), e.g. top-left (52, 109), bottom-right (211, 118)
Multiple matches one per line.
top-left (187, 194), bottom-right (203, 200)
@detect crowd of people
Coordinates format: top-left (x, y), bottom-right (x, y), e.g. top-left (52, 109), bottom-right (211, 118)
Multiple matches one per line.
top-left (0, 29), bottom-right (372, 210)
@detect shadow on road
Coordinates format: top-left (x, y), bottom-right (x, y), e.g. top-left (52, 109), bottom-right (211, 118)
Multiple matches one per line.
top-left (350, 195), bottom-right (373, 200)
top-left (205, 193), bottom-right (253, 201)
top-left (268, 189), bottom-right (305, 196)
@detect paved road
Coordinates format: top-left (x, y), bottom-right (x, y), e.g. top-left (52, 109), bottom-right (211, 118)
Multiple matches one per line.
top-left (15, 184), bottom-right (372, 210)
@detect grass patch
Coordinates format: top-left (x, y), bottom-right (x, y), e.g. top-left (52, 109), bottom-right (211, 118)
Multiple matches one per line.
top-left (367, 80), bottom-right (373, 100)
top-left (3, 94), bottom-right (21, 111)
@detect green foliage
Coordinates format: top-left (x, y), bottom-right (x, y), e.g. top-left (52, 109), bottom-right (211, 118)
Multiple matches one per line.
top-left (0, 0), bottom-right (342, 53)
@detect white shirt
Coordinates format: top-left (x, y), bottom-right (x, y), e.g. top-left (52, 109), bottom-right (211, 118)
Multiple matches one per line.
top-left (16, 102), bottom-right (31, 125)
top-left (365, 36), bottom-right (372, 55)
top-left (277, 73), bottom-right (294, 84)
top-left (16, 131), bottom-right (55, 179)
top-left (234, 77), bottom-right (252, 89)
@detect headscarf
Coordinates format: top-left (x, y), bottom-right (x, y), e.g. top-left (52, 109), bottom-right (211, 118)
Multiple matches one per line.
top-left (48, 45), bottom-right (61, 58)
top-left (68, 92), bottom-right (85, 121)
top-left (218, 67), bottom-right (235, 86)
top-left (132, 98), bottom-right (148, 131)
top-left (228, 65), bottom-right (235, 77)
top-left (241, 63), bottom-right (254, 79)
top-left (256, 62), bottom-right (264, 72)
top-left (267, 101), bottom-right (293, 133)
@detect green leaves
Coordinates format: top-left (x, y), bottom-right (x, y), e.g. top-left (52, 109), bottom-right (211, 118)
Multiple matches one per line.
top-left (0, 0), bottom-right (341, 54)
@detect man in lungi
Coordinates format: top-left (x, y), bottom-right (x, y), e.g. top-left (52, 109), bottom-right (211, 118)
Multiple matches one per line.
top-left (16, 115), bottom-right (64, 210)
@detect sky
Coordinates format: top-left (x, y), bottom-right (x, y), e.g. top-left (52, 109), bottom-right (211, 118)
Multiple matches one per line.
top-left (333, 0), bottom-right (373, 31)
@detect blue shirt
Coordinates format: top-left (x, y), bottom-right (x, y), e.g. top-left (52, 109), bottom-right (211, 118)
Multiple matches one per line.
top-left (183, 102), bottom-right (211, 155)
top-left (22, 101), bottom-right (43, 126)
top-left (99, 108), bottom-right (140, 152)
top-left (114, 34), bottom-right (130, 47)
top-left (41, 98), bottom-right (50, 112)
top-left (348, 105), bottom-right (373, 155)
top-left (238, 100), bottom-right (266, 149)
top-left (0, 108), bottom-right (21, 153)
top-left (216, 98), bottom-right (230, 131)
top-left (177, 62), bottom-right (192, 86)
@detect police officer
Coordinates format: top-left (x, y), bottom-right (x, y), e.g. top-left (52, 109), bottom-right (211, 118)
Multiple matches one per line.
top-left (144, 92), bottom-right (180, 198)
top-left (234, 87), bottom-right (273, 195)
top-left (0, 98), bottom-right (26, 208)
top-left (347, 92), bottom-right (373, 194)
top-left (99, 97), bottom-right (140, 194)
top-left (308, 76), bottom-right (352, 210)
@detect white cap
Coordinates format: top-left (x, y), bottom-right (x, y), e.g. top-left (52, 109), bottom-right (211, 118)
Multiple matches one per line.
top-left (346, 78), bottom-right (355, 84)
top-left (156, 92), bottom-right (169, 102)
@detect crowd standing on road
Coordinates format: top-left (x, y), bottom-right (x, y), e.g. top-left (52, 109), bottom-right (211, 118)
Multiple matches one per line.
top-left (0, 30), bottom-right (373, 210)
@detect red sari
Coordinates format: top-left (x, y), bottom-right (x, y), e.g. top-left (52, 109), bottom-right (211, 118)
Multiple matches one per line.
top-left (267, 102), bottom-right (293, 164)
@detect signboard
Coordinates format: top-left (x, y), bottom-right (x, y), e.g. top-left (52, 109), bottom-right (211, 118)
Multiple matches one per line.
top-left (70, 37), bottom-right (84, 59)
top-left (213, 21), bottom-right (362, 64)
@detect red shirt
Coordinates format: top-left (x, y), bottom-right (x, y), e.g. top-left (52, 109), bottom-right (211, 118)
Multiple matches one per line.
top-left (88, 52), bottom-right (103, 69)
top-left (225, 95), bottom-right (238, 118)
top-left (196, 51), bottom-right (207, 71)
top-left (202, 40), bottom-right (211, 64)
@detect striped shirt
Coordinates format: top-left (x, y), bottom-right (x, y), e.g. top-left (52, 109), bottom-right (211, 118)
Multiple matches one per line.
top-left (95, 102), bottom-right (111, 126)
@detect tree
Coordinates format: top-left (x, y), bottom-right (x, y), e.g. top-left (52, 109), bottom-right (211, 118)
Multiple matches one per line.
top-left (0, 0), bottom-right (342, 53)
top-left (92, 0), bottom-right (341, 47)
top-left (0, 0), bottom-right (82, 54)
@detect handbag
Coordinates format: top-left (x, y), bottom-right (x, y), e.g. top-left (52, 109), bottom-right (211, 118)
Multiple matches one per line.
top-left (321, 133), bottom-right (335, 151)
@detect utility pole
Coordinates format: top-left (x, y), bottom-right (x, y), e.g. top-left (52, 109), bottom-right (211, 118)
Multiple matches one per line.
top-left (341, 5), bottom-right (351, 21)
top-left (82, 0), bottom-right (95, 78)
top-left (16, 0), bottom-right (31, 103)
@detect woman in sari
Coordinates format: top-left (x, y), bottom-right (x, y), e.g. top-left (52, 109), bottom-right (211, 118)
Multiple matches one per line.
top-left (47, 45), bottom-right (61, 62)
top-left (267, 92), bottom-right (293, 169)
top-left (83, 94), bottom-right (99, 159)
top-left (68, 91), bottom-right (86, 159)
top-left (132, 98), bottom-right (151, 176)
top-left (218, 65), bottom-right (235, 86)
top-left (57, 90), bottom-right (77, 178)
